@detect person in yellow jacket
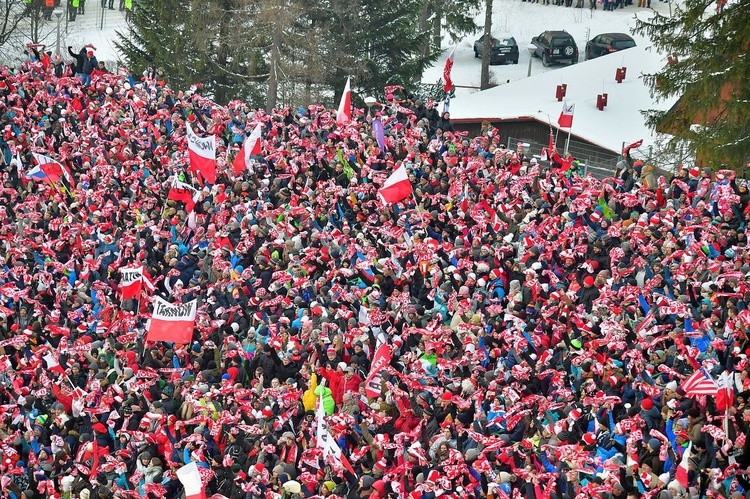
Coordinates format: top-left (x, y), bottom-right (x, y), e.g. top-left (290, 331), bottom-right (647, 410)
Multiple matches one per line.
top-left (124, 0), bottom-right (133, 22)
top-left (302, 372), bottom-right (318, 412)
top-left (69, 0), bottom-right (80, 22)
top-left (314, 384), bottom-right (336, 415)
top-left (197, 390), bottom-right (221, 420)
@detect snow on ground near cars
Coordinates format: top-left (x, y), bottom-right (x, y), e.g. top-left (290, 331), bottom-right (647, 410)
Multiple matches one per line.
top-left (74, 2), bottom-right (677, 154)
top-left (421, 2), bottom-right (681, 153)
top-left (423, 1), bottom-right (672, 91)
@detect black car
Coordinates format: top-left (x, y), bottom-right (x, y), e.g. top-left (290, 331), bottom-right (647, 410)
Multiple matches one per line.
top-left (531, 30), bottom-right (578, 67)
top-left (473, 34), bottom-right (519, 65)
top-left (585, 33), bottom-right (636, 60)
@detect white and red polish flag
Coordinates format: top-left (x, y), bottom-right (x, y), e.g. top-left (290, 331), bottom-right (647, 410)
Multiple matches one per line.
top-left (716, 370), bottom-right (734, 412)
top-left (43, 352), bottom-right (66, 375)
top-left (233, 122), bottom-right (262, 175)
top-left (377, 165), bottom-right (413, 204)
top-left (443, 47), bottom-right (456, 92)
top-left (675, 441), bottom-right (692, 489)
top-left (176, 461), bottom-right (206, 499)
top-left (557, 99), bottom-right (575, 128)
top-left (146, 296), bottom-right (197, 344)
top-left (336, 77), bottom-right (352, 126)
top-left (186, 122), bottom-right (216, 184)
top-left (120, 266), bottom-right (144, 301)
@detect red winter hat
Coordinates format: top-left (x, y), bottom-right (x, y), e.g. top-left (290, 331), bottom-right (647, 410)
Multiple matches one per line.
top-left (441, 391), bottom-right (453, 402)
top-left (582, 433), bottom-right (596, 445)
top-left (92, 423), bottom-right (108, 433)
top-left (583, 276), bottom-right (595, 286)
top-left (641, 398), bottom-right (653, 410)
top-left (373, 480), bottom-right (386, 496)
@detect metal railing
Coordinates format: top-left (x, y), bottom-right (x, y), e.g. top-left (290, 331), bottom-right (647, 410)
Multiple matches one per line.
top-left (508, 136), bottom-right (620, 179)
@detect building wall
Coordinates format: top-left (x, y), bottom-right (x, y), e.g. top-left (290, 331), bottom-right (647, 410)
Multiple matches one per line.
top-left (454, 118), bottom-right (623, 175)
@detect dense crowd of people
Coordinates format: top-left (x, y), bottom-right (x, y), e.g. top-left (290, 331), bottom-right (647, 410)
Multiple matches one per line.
top-left (0, 43), bottom-right (749, 499)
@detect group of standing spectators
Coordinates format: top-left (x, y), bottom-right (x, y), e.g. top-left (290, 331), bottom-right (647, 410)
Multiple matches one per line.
top-left (0, 36), bottom-right (749, 499)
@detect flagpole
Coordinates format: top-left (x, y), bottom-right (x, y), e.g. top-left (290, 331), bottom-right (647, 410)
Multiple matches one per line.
top-left (548, 116), bottom-right (557, 150)
top-left (135, 285), bottom-right (142, 318)
top-left (564, 125), bottom-right (572, 156)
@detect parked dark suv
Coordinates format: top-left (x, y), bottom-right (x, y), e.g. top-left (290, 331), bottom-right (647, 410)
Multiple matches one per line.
top-left (531, 31), bottom-right (579, 67)
top-left (473, 34), bottom-right (519, 65)
top-left (585, 33), bottom-right (636, 60)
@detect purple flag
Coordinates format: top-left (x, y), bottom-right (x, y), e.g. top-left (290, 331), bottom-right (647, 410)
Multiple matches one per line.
top-left (372, 118), bottom-right (386, 151)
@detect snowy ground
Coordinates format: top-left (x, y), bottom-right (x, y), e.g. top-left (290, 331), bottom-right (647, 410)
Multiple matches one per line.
top-left (46, 1), bottom-right (677, 90)
top-left (422, 0), bottom-right (677, 96)
top-left (8, 5), bottom-right (130, 68)
top-left (66, 6), bottom-right (130, 67)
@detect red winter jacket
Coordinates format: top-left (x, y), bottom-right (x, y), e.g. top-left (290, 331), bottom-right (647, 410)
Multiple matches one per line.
top-left (318, 368), bottom-right (344, 405)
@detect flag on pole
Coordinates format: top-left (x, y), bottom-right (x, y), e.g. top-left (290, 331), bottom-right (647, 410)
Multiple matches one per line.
top-left (119, 266), bottom-right (144, 301)
top-left (233, 122), bottom-right (263, 174)
top-left (541, 128), bottom-right (555, 161)
top-left (681, 367), bottom-right (718, 396)
top-left (363, 343), bottom-right (392, 399)
top-left (675, 441), bottom-right (692, 488)
top-left (28, 152), bottom-right (74, 186)
top-left (316, 389), bottom-right (356, 475)
top-left (716, 370), bottom-right (734, 411)
top-left (336, 77), bottom-right (352, 126)
top-left (146, 297), bottom-right (197, 344)
top-left (176, 461), bottom-right (207, 499)
top-left (186, 122), bottom-right (217, 184)
top-left (443, 47), bottom-right (456, 92)
top-left (377, 166), bottom-right (413, 204)
top-left (143, 272), bottom-right (156, 295)
top-left (43, 353), bottom-right (66, 375)
top-left (557, 100), bottom-right (575, 128)
top-left (167, 177), bottom-right (199, 212)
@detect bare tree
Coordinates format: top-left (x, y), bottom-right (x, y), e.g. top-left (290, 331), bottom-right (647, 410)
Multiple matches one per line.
top-left (0, 0), bottom-right (25, 48)
top-left (480, 0), bottom-right (492, 90)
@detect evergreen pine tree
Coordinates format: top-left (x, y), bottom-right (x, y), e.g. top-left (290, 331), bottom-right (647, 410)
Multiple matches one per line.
top-left (420, 0), bottom-right (482, 57)
top-left (634, 1), bottom-right (750, 168)
top-left (115, 0), bottom-right (204, 93)
top-left (319, 0), bottom-right (438, 100)
top-left (116, 0), bottom-right (266, 104)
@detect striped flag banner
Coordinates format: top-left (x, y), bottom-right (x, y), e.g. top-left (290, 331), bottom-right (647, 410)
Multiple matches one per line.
top-left (681, 367), bottom-right (718, 396)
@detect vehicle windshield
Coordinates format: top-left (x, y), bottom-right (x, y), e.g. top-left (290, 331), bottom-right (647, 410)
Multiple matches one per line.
top-left (612, 39), bottom-right (636, 50)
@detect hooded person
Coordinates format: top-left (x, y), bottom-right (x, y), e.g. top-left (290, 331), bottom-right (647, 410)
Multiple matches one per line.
top-left (314, 383), bottom-right (336, 415)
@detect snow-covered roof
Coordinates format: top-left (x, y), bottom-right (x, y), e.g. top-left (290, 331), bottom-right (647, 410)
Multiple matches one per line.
top-left (448, 44), bottom-right (677, 153)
